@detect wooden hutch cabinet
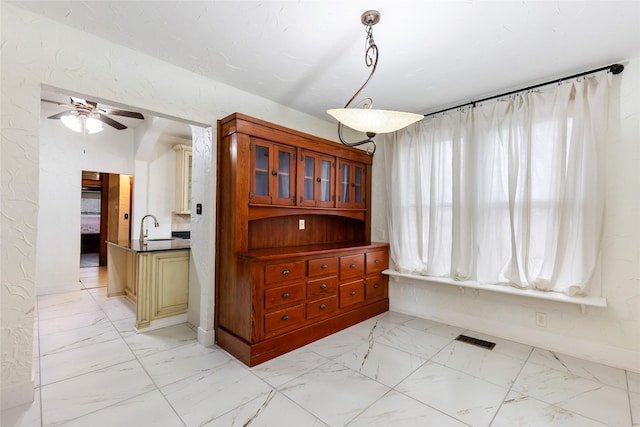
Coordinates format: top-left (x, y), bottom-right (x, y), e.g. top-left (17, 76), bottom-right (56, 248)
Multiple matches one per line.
top-left (215, 113), bottom-right (389, 366)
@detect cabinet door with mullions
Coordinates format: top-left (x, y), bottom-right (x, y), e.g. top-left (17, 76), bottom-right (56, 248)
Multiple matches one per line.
top-left (299, 150), bottom-right (335, 207)
top-left (249, 138), bottom-right (296, 206)
top-left (317, 155), bottom-right (334, 207)
top-left (336, 158), bottom-right (366, 209)
top-left (273, 144), bottom-right (296, 205)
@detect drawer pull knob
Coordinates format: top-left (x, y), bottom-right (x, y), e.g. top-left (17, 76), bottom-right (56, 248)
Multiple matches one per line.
top-left (349, 263), bottom-right (356, 269)
top-left (320, 304), bottom-right (326, 309)
top-left (321, 264), bottom-right (328, 269)
top-left (374, 259), bottom-right (380, 264)
top-left (282, 292), bottom-right (289, 298)
top-left (281, 315), bottom-right (289, 321)
top-left (373, 284), bottom-right (379, 289)
top-left (320, 283), bottom-right (327, 289)
top-left (350, 290), bottom-right (356, 296)
top-left (281, 269), bottom-right (290, 275)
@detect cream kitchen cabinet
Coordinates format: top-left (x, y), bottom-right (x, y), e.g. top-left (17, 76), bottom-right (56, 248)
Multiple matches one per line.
top-left (173, 144), bottom-right (192, 214)
top-left (107, 239), bottom-right (190, 331)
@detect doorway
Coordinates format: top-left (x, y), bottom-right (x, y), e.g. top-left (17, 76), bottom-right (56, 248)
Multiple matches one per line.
top-left (80, 170), bottom-right (133, 268)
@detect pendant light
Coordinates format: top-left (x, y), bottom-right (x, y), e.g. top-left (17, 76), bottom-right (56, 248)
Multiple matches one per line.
top-left (327, 10), bottom-right (423, 154)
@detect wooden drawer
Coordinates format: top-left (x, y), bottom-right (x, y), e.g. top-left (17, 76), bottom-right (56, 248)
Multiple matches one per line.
top-left (306, 276), bottom-right (338, 299)
top-left (365, 250), bottom-right (387, 274)
top-left (308, 257), bottom-right (338, 277)
top-left (307, 295), bottom-right (338, 320)
top-left (264, 304), bottom-right (305, 334)
top-left (365, 275), bottom-right (387, 300)
top-left (339, 254), bottom-right (365, 280)
top-left (339, 279), bottom-right (365, 308)
top-left (265, 283), bottom-right (305, 310)
top-left (265, 261), bottom-right (306, 284)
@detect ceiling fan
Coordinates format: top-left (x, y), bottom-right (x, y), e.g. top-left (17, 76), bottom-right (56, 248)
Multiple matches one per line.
top-left (42, 97), bottom-right (144, 131)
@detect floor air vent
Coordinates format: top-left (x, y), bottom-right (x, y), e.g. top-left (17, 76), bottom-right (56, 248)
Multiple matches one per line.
top-left (455, 334), bottom-right (496, 350)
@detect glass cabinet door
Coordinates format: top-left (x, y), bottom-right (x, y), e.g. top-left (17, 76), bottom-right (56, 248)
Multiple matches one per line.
top-left (336, 158), bottom-right (366, 209)
top-left (249, 139), bottom-right (295, 205)
top-left (317, 155), bottom-right (334, 207)
top-left (299, 151), bottom-right (335, 207)
top-left (272, 144), bottom-right (296, 206)
top-left (340, 162), bottom-right (350, 205)
top-left (250, 139), bottom-right (272, 204)
top-left (301, 154), bottom-right (315, 205)
top-left (353, 164), bottom-right (364, 205)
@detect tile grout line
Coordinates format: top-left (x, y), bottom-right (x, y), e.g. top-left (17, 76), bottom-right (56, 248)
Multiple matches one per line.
top-left (626, 371), bottom-right (635, 426)
top-left (353, 318), bottom-right (479, 426)
top-left (39, 285), bottom-right (142, 426)
top-left (486, 345), bottom-right (535, 426)
top-left (39, 280), bottom-right (188, 426)
top-left (84, 283), bottom-right (189, 427)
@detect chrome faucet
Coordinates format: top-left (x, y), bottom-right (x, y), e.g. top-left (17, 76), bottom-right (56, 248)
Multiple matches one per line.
top-left (140, 214), bottom-right (159, 244)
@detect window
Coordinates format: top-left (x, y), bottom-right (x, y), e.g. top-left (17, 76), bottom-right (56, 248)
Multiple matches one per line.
top-left (384, 75), bottom-right (611, 296)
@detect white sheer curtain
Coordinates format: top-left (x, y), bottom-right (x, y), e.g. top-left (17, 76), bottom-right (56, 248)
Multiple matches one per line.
top-left (383, 74), bottom-right (611, 295)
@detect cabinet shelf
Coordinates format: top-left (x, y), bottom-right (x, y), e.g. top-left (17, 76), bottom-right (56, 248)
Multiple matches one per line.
top-left (248, 204), bottom-right (366, 221)
top-left (238, 242), bottom-right (388, 260)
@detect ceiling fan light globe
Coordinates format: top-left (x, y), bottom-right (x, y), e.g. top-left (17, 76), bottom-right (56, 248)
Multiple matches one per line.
top-left (327, 108), bottom-right (423, 134)
top-left (85, 117), bottom-right (104, 134)
top-left (60, 114), bottom-right (82, 133)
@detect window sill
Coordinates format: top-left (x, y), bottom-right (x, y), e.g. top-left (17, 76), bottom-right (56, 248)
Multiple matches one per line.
top-left (382, 269), bottom-right (607, 313)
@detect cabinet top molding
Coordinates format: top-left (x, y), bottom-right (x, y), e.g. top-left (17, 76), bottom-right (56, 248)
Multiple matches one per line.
top-left (219, 113), bottom-right (373, 165)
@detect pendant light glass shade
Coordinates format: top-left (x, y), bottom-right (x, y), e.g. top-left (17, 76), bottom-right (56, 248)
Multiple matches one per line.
top-left (327, 108), bottom-right (423, 134)
top-left (327, 10), bottom-right (422, 154)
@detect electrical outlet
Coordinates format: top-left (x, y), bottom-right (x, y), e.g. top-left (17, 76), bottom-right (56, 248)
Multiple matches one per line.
top-left (298, 219), bottom-right (305, 230)
top-left (535, 312), bottom-right (547, 328)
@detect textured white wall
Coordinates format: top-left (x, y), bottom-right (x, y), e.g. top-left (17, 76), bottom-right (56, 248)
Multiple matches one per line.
top-left (1, 3), bottom-right (337, 408)
top-left (373, 58), bottom-right (640, 372)
top-left (35, 114), bottom-right (136, 295)
top-left (146, 143), bottom-right (178, 239)
top-left (188, 126), bottom-right (215, 343)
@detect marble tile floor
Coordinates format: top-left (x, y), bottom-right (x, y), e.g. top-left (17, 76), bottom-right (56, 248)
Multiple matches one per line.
top-left (78, 265), bottom-right (107, 289)
top-left (3, 287), bottom-right (639, 427)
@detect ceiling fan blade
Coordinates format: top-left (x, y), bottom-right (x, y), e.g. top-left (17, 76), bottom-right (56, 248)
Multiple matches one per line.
top-left (41, 99), bottom-right (74, 108)
top-left (96, 113), bottom-right (127, 130)
top-left (47, 110), bottom-right (75, 120)
top-left (103, 109), bottom-right (145, 120)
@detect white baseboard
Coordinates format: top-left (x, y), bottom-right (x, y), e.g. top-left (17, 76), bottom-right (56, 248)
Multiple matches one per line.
top-left (390, 301), bottom-right (640, 373)
top-left (134, 314), bottom-right (188, 333)
top-left (1, 374), bottom-right (34, 410)
top-left (197, 326), bottom-right (215, 347)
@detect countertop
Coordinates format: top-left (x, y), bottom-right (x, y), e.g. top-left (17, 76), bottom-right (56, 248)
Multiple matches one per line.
top-left (107, 239), bottom-right (191, 253)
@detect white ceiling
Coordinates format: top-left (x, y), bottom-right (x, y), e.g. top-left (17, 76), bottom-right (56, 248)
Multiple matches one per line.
top-left (18, 1), bottom-right (640, 123)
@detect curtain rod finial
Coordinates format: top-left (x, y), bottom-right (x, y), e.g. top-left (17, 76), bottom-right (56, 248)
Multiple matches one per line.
top-left (610, 64), bottom-right (624, 75)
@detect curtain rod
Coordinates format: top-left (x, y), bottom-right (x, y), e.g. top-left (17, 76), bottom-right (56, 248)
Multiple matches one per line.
top-left (423, 63), bottom-right (624, 118)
